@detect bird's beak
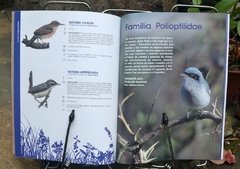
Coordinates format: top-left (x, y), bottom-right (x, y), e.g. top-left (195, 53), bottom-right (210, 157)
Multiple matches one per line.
top-left (180, 73), bottom-right (187, 77)
top-left (60, 23), bottom-right (65, 26)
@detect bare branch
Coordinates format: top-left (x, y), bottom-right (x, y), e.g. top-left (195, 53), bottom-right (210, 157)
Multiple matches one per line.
top-left (118, 93), bottom-right (135, 135)
top-left (168, 110), bottom-right (222, 128)
top-left (139, 141), bottom-right (159, 164)
top-left (22, 35), bottom-right (49, 49)
top-left (212, 124), bottom-right (221, 140)
top-left (120, 92), bottom-right (135, 107)
top-left (200, 129), bottom-right (222, 136)
top-left (211, 97), bottom-right (222, 117)
top-left (118, 111), bottom-right (223, 162)
top-left (117, 134), bottom-right (129, 147)
top-left (134, 128), bottom-right (142, 141)
top-left (144, 87), bottom-right (161, 130)
top-left (118, 95), bottom-right (223, 164)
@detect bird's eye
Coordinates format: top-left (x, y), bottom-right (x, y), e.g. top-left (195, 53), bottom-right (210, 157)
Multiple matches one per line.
top-left (187, 73), bottom-right (199, 81)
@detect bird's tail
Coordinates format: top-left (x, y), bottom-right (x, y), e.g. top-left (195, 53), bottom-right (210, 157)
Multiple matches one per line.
top-left (26, 35), bottom-right (37, 46)
top-left (28, 71), bottom-right (33, 93)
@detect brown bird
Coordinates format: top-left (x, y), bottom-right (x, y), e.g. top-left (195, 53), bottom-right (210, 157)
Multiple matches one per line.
top-left (27, 20), bottom-right (64, 46)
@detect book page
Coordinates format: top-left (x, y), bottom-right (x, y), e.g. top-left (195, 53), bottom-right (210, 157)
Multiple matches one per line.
top-left (13, 11), bottom-right (120, 165)
top-left (117, 12), bottom-right (229, 164)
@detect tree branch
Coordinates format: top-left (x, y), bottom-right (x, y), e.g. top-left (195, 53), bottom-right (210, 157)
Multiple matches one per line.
top-left (118, 111), bottom-right (223, 163)
top-left (118, 93), bottom-right (223, 164)
top-left (118, 92), bottom-right (135, 135)
top-left (168, 110), bottom-right (222, 128)
top-left (22, 35), bottom-right (49, 49)
top-left (139, 111), bottom-right (222, 144)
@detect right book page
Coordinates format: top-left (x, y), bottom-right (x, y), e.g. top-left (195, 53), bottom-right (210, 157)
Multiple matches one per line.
top-left (117, 12), bottom-right (229, 164)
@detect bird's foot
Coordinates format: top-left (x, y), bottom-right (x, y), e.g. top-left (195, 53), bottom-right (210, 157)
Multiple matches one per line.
top-left (38, 95), bottom-right (49, 108)
top-left (34, 98), bottom-right (41, 103)
top-left (38, 101), bottom-right (45, 108)
top-left (44, 101), bottom-right (48, 108)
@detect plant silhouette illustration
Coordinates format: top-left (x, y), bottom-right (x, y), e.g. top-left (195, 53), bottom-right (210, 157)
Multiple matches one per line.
top-left (20, 124), bottom-right (115, 164)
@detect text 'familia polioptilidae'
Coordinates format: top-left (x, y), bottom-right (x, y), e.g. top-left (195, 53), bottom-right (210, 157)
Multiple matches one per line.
top-left (125, 22), bottom-right (202, 31)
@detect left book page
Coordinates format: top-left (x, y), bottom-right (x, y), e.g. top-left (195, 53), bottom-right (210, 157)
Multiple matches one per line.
top-left (12, 11), bottom-right (120, 165)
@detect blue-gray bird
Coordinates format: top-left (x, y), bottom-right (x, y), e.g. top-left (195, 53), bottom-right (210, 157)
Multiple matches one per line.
top-left (28, 71), bottom-right (59, 107)
top-left (27, 21), bottom-right (64, 46)
top-left (180, 67), bottom-right (211, 118)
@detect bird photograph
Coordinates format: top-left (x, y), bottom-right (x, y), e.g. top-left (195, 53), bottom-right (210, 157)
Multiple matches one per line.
top-left (22, 20), bottom-right (64, 49)
top-left (180, 67), bottom-right (211, 119)
top-left (28, 71), bottom-right (59, 108)
top-left (117, 14), bottom-right (228, 163)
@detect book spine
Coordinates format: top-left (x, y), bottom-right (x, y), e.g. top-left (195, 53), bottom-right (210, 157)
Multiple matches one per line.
top-left (12, 10), bottom-right (22, 156)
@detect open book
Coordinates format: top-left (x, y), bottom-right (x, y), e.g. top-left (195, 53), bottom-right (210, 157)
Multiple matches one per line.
top-left (12, 11), bottom-right (229, 165)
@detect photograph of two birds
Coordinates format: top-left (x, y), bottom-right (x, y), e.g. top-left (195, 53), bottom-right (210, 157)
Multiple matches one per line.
top-left (21, 20), bottom-right (64, 107)
top-left (118, 19), bottom-right (227, 161)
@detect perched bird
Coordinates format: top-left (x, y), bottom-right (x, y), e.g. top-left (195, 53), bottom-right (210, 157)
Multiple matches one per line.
top-left (27, 20), bottom-right (64, 46)
top-left (180, 67), bottom-right (211, 118)
top-left (28, 71), bottom-right (59, 107)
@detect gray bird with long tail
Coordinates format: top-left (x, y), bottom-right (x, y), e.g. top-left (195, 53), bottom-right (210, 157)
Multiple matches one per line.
top-left (28, 71), bottom-right (59, 108)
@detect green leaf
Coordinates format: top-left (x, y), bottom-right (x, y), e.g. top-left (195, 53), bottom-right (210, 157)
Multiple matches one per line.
top-left (187, 7), bottom-right (200, 13)
top-left (230, 18), bottom-right (238, 30)
top-left (230, 7), bottom-right (240, 18)
top-left (192, 0), bottom-right (202, 5)
top-left (215, 0), bottom-right (238, 13)
top-left (237, 21), bottom-right (240, 36)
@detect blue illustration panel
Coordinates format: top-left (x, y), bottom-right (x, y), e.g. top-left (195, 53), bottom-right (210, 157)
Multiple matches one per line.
top-left (20, 124), bottom-right (115, 165)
